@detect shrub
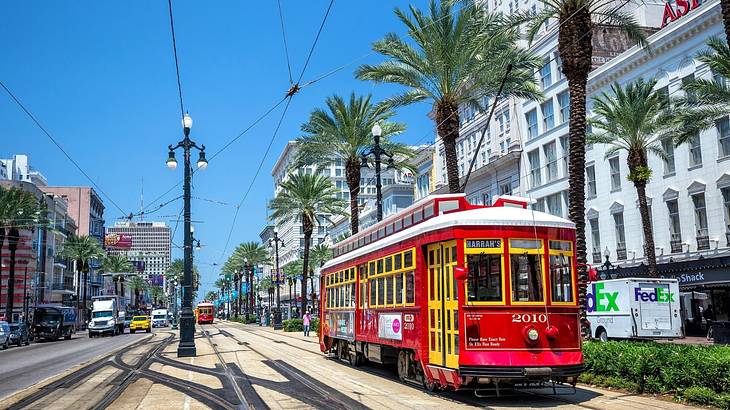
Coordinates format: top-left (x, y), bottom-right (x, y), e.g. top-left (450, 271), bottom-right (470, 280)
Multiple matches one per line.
top-left (583, 341), bottom-right (730, 396)
top-left (682, 386), bottom-right (716, 406)
top-left (283, 319), bottom-right (303, 332)
top-left (310, 317), bottom-right (320, 335)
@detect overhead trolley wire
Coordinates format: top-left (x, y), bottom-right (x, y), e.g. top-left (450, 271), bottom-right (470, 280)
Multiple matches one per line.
top-left (277, 0), bottom-right (294, 84)
top-left (0, 80), bottom-right (128, 217)
top-left (167, 0), bottom-right (186, 119)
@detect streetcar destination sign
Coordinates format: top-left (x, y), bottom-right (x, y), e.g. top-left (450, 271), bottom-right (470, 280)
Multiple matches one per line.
top-left (466, 239), bottom-right (501, 249)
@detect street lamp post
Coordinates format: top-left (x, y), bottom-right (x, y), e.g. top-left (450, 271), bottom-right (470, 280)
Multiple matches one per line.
top-left (361, 124), bottom-right (395, 222)
top-left (601, 247), bottom-right (614, 280)
top-left (243, 257), bottom-right (252, 322)
top-left (166, 112), bottom-right (207, 358)
top-left (268, 228), bottom-right (283, 330)
top-left (171, 279), bottom-right (179, 329)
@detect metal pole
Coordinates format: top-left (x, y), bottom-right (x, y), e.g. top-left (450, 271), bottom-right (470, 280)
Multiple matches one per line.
top-left (273, 232), bottom-right (282, 330)
top-left (23, 267), bottom-right (28, 322)
top-left (177, 128), bottom-right (196, 357)
top-left (374, 134), bottom-right (383, 222)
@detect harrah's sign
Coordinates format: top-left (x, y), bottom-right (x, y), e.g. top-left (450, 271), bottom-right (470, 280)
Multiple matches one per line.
top-left (661, 0), bottom-right (703, 28)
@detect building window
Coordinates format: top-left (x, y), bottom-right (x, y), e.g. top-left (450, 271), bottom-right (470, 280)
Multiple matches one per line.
top-left (560, 136), bottom-right (569, 176)
top-left (667, 199), bottom-right (682, 253)
top-left (689, 134), bottom-right (703, 167)
top-left (586, 165), bottom-right (596, 198)
top-left (717, 117), bottom-right (730, 158)
top-left (500, 182), bottom-right (512, 196)
top-left (526, 109), bottom-right (538, 139)
top-left (609, 156), bottom-right (621, 191)
top-left (661, 138), bottom-right (675, 175)
top-left (723, 188), bottom-right (730, 245)
top-left (692, 193), bottom-right (709, 250)
top-left (555, 53), bottom-right (563, 79)
top-left (528, 149), bottom-right (541, 188)
top-left (544, 141), bottom-right (558, 182)
top-left (541, 100), bottom-right (554, 131)
top-left (614, 212), bottom-right (626, 260)
top-left (682, 74), bottom-right (696, 103)
top-left (558, 91), bottom-right (570, 124)
top-left (539, 61), bottom-right (552, 89)
top-left (589, 218), bottom-right (601, 263)
top-left (545, 193), bottom-right (562, 217)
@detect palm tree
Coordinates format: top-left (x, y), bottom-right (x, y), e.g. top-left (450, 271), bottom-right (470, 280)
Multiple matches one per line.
top-left (150, 285), bottom-right (164, 307)
top-left (127, 276), bottom-right (148, 310)
top-left (100, 254), bottom-right (133, 296)
top-left (59, 234), bottom-right (104, 323)
top-left (230, 241), bottom-right (269, 319)
top-left (587, 79), bottom-right (680, 277)
top-left (297, 93), bottom-right (412, 234)
top-left (356, 1), bottom-right (542, 194)
top-left (524, 0), bottom-right (647, 336)
top-left (284, 260), bottom-right (303, 313)
top-left (0, 186), bottom-right (45, 321)
top-left (269, 173), bottom-right (346, 314)
top-left (678, 39), bottom-right (730, 137)
top-left (204, 290), bottom-right (218, 303)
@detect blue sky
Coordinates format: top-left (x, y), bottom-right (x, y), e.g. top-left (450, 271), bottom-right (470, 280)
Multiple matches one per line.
top-left (0, 1), bottom-right (435, 298)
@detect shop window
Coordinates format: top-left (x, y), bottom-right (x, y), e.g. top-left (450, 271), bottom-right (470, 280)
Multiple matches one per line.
top-left (467, 253), bottom-right (502, 302)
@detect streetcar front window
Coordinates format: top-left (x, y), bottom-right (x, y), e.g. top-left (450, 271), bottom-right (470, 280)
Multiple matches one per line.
top-left (550, 254), bottom-right (574, 302)
top-left (510, 253), bottom-right (544, 302)
top-left (467, 254), bottom-right (502, 302)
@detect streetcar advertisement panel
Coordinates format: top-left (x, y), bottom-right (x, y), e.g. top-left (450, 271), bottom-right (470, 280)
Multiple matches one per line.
top-left (326, 311), bottom-right (355, 341)
top-left (463, 311), bottom-right (580, 350)
top-left (378, 313), bottom-right (403, 340)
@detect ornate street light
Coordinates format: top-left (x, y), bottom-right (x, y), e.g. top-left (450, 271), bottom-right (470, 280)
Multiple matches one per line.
top-left (361, 123), bottom-right (395, 222)
top-left (268, 227), bottom-right (284, 330)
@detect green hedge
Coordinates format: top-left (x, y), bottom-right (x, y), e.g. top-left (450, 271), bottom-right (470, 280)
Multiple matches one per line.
top-left (583, 341), bottom-right (730, 408)
top-left (282, 318), bottom-right (319, 335)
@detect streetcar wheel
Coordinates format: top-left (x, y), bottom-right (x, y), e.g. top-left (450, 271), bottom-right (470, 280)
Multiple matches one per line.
top-left (423, 377), bottom-right (439, 392)
top-left (348, 351), bottom-right (360, 367)
top-left (397, 350), bottom-right (410, 382)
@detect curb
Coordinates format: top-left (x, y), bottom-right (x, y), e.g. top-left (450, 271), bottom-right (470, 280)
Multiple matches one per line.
top-left (0, 333), bottom-right (155, 408)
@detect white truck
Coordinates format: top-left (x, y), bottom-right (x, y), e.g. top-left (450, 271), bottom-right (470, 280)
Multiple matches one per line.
top-left (586, 278), bottom-right (683, 341)
top-left (151, 309), bottom-right (169, 328)
top-left (88, 295), bottom-right (125, 337)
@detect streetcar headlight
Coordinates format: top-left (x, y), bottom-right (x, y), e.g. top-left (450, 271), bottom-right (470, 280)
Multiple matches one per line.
top-left (527, 328), bottom-right (539, 342)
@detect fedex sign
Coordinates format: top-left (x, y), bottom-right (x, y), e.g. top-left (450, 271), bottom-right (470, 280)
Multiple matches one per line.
top-left (634, 287), bottom-right (675, 303)
top-left (661, 0), bottom-right (703, 28)
top-left (586, 283), bottom-right (619, 312)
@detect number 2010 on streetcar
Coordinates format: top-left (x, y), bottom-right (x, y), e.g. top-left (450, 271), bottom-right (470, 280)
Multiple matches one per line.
top-left (319, 194), bottom-right (582, 392)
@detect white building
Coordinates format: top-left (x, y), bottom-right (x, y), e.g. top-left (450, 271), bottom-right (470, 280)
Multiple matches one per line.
top-left (106, 221), bottom-right (171, 282)
top-left (1, 154), bottom-right (48, 186)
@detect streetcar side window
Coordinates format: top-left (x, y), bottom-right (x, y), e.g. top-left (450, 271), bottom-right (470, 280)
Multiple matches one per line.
top-left (378, 277), bottom-right (385, 306)
top-left (466, 253), bottom-right (502, 302)
top-left (386, 275), bottom-right (394, 305)
top-left (396, 273), bottom-right (404, 304)
top-left (406, 271), bottom-right (415, 304)
top-left (404, 250), bottom-right (413, 268)
top-left (510, 254), bottom-right (544, 302)
top-left (351, 283), bottom-right (356, 308)
top-left (369, 277), bottom-right (376, 306)
top-left (550, 253), bottom-right (574, 302)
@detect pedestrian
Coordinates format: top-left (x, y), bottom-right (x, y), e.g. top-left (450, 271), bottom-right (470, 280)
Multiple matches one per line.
top-left (303, 310), bottom-right (312, 337)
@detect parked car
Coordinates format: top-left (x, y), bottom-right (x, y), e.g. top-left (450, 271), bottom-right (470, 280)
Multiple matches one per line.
top-left (0, 321), bottom-right (10, 349)
top-left (129, 316), bottom-right (151, 333)
top-left (9, 323), bottom-right (31, 346)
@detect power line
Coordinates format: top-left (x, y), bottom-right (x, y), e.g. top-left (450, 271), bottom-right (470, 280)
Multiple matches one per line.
top-left (277, 0), bottom-right (294, 84)
top-left (167, 0), bottom-right (186, 119)
top-left (0, 80), bottom-right (128, 216)
top-left (296, 0), bottom-right (335, 84)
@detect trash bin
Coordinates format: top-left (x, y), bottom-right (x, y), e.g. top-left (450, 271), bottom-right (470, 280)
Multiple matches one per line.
top-left (712, 322), bottom-right (730, 345)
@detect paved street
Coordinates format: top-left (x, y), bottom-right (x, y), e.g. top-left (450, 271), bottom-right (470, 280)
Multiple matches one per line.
top-left (0, 321), bottom-right (699, 410)
top-left (0, 328), bottom-right (154, 400)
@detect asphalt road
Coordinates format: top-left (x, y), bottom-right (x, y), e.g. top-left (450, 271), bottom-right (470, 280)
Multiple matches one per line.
top-left (0, 328), bottom-right (155, 400)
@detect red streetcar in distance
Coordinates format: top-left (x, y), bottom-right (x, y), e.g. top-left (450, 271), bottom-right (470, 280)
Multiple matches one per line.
top-left (196, 302), bottom-right (214, 325)
top-left (319, 194), bottom-right (582, 393)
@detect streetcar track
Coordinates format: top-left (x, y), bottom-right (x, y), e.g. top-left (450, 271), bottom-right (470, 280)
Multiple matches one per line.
top-left (200, 326), bottom-right (256, 410)
top-left (223, 323), bottom-right (602, 410)
top-left (207, 323), bottom-right (369, 410)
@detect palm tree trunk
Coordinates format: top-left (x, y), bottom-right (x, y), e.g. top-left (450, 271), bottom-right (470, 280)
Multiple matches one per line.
top-left (559, 8), bottom-right (592, 339)
top-left (345, 160), bottom-right (361, 234)
top-left (301, 216), bottom-right (312, 314)
top-left (435, 100), bottom-right (462, 194)
top-left (5, 228), bottom-right (20, 321)
top-left (634, 181), bottom-right (658, 276)
top-left (113, 277), bottom-right (119, 295)
top-left (721, 0), bottom-right (730, 43)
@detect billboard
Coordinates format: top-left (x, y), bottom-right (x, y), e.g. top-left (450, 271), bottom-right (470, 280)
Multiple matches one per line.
top-left (130, 260), bottom-right (145, 272)
top-left (149, 274), bottom-right (164, 287)
top-left (104, 233), bottom-right (132, 249)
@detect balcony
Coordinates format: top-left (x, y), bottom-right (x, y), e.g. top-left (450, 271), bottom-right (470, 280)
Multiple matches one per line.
top-left (616, 245), bottom-right (627, 261)
top-left (670, 233), bottom-right (683, 254)
top-left (696, 229), bottom-right (710, 251)
top-left (592, 250), bottom-right (602, 264)
top-left (51, 282), bottom-right (74, 292)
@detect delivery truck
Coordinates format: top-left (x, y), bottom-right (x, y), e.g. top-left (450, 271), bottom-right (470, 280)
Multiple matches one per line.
top-left (586, 278), bottom-right (682, 341)
top-left (32, 305), bottom-right (76, 341)
top-left (88, 295), bottom-right (125, 337)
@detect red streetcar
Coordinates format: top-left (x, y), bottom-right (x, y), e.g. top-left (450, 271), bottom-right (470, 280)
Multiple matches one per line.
top-left (319, 194), bottom-right (582, 392)
top-left (196, 302), bottom-right (214, 325)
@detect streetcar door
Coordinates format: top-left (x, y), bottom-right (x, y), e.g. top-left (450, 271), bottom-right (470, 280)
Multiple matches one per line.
top-left (426, 241), bottom-right (459, 369)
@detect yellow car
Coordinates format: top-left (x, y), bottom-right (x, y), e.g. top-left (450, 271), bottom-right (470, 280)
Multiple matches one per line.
top-left (130, 316), bottom-right (152, 333)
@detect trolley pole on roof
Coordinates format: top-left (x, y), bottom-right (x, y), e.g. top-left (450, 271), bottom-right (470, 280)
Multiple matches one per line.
top-left (268, 228), bottom-right (284, 330)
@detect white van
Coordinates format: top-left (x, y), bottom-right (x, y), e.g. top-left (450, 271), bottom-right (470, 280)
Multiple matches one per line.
top-left (151, 309), bottom-right (169, 328)
top-left (586, 278), bottom-right (683, 341)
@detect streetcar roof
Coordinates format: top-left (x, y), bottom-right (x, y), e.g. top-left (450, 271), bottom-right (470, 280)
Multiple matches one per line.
top-left (322, 201), bottom-right (573, 271)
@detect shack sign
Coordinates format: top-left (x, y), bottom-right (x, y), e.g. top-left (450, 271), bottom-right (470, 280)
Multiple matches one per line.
top-left (661, 0), bottom-right (702, 28)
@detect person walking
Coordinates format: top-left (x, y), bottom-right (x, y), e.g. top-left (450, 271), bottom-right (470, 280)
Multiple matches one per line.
top-left (303, 310), bottom-right (312, 337)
